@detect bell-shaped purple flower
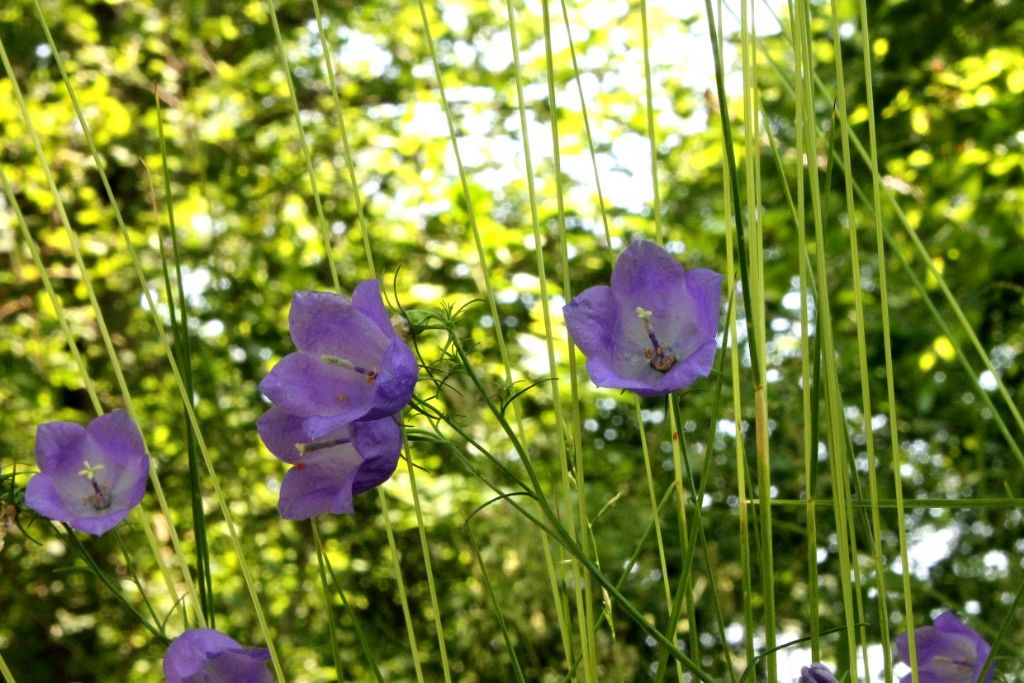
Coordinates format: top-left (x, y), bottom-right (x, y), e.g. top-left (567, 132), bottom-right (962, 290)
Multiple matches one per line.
top-left (259, 280), bottom-right (418, 434)
top-left (24, 411), bottom-right (149, 536)
top-left (563, 240), bottom-right (723, 397)
top-left (258, 407), bottom-right (402, 519)
top-left (163, 628), bottom-right (271, 683)
top-left (895, 612), bottom-right (994, 683)
top-left (800, 663), bottom-right (840, 683)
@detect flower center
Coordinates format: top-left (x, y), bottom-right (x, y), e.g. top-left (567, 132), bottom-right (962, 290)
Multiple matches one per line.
top-left (78, 460), bottom-right (113, 510)
top-left (320, 354), bottom-right (378, 383)
top-left (636, 307), bottom-right (677, 373)
top-left (295, 436), bottom-right (353, 454)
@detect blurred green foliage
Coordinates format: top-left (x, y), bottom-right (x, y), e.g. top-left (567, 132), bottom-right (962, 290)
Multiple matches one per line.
top-left (1, 0), bottom-right (1022, 680)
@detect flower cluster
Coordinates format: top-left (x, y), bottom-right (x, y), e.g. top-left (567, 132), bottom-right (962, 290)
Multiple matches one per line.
top-left (257, 280), bottom-right (417, 519)
top-left (563, 240), bottom-right (723, 397)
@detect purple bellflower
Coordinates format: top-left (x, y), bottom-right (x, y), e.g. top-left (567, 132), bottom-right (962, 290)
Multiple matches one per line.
top-left (800, 663), bottom-right (840, 683)
top-left (895, 612), bottom-right (994, 683)
top-left (163, 628), bottom-right (271, 683)
top-left (258, 409), bottom-right (402, 519)
top-left (259, 280), bottom-right (418, 436)
top-left (563, 240), bottom-right (723, 397)
top-left (24, 411), bottom-right (149, 536)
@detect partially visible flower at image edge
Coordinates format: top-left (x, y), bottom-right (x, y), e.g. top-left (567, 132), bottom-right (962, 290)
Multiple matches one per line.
top-left (563, 239), bottom-right (723, 397)
top-left (259, 280), bottom-right (418, 436)
top-left (800, 662), bottom-right (840, 683)
top-left (24, 410), bottom-right (149, 536)
top-left (258, 410), bottom-right (402, 519)
top-left (895, 611), bottom-right (994, 683)
top-left (163, 628), bottom-right (271, 683)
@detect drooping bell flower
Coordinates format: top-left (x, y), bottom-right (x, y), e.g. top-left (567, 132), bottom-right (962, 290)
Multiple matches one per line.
top-left (257, 408), bottom-right (402, 519)
top-left (163, 628), bottom-right (271, 683)
top-left (895, 612), bottom-right (994, 683)
top-left (24, 411), bottom-right (149, 536)
top-left (563, 240), bottom-right (723, 397)
top-left (259, 280), bottom-right (418, 436)
top-left (799, 663), bottom-right (840, 683)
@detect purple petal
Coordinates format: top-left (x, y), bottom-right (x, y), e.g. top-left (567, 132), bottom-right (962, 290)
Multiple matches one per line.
top-left (897, 616), bottom-right (992, 683)
top-left (202, 648), bottom-right (273, 683)
top-left (657, 339), bottom-right (718, 394)
top-left (67, 507), bottom-right (136, 536)
top-left (682, 268), bottom-right (725, 344)
top-left (277, 447), bottom-right (363, 519)
top-left (85, 410), bottom-right (146, 467)
top-left (288, 290), bottom-right (389, 367)
top-left (259, 353), bottom-right (374, 420)
top-left (584, 357), bottom-right (666, 395)
top-left (24, 475), bottom-right (75, 527)
top-left (164, 628), bottom-right (270, 683)
top-left (364, 339), bottom-right (418, 419)
top-left (609, 242), bottom-right (691, 361)
top-left (610, 240), bottom-right (687, 301)
top-left (563, 285), bottom-right (619, 360)
top-left (350, 418), bottom-right (403, 495)
top-left (799, 664), bottom-right (839, 683)
top-left (933, 613), bottom-right (993, 682)
top-left (26, 472), bottom-right (138, 536)
top-left (256, 407), bottom-right (307, 463)
top-left (34, 421), bottom-right (86, 474)
top-left (352, 279), bottom-right (396, 338)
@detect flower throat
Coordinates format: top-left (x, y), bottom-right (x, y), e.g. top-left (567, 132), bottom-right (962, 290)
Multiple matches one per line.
top-left (636, 307), bottom-right (676, 372)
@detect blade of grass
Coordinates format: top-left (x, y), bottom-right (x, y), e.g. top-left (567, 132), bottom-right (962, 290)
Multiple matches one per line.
top-left (314, 522), bottom-right (386, 683)
top-left (309, 0), bottom-right (376, 276)
top-left (464, 522), bottom-right (527, 683)
top-left (399, 432), bottom-right (453, 682)
top-left (311, 521), bottom-right (345, 682)
top-left (265, 0), bottom-right (340, 292)
top-left (702, 2), bottom-right (776, 676)
top-left (0, 649), bottom-right (13, 683)
top-left (557, 0), bottom-right (612, 251)
top-left (825, 0), bottom-right (893, 675)
top-left (640, 0), bottom-right (663, 244)
top-left (539, 0), bottom-right (599, 677)
top-left (505, 0), bottom-right (589, 675)
top-left (151, 99), bottom-right (215, 629)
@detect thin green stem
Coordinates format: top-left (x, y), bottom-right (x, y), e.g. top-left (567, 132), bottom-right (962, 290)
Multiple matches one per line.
top-left (315, 524), bottom-right (386, 682)
top-left (64, 527), bottom-right (169, 643)
top-left (464, 524), bottom-right (527, 683)
top-left (377, 488), bottom-right (426, 683)
top-left (401, 433), bottom-right (453, 682)
top-left (639, 0), bottom-right (663, 243)
top-left (0, 649), bottom-right (15, 683)
top-left (311, 522), bottom-right (344, 683)
top-left (309, 0), bottom-right (376, 275)
top-left (265, 0), bottom-right (340, 292)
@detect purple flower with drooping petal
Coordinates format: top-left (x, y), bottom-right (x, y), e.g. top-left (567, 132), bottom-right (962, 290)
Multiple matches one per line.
top-left (24, 411), bottom-right (149, 536)
top-left (163, 628), bottom-right (271, 683)
top-left (563, 240), bottom-right (723, 397)
top-left (895, 612), bottom-right (994, 683)
top-left (258, 408), bottom-right (402, 519)
top-left (259, 280), bottom-right (418, 432)
top-left (800, 663), bottom-right (840, 683)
